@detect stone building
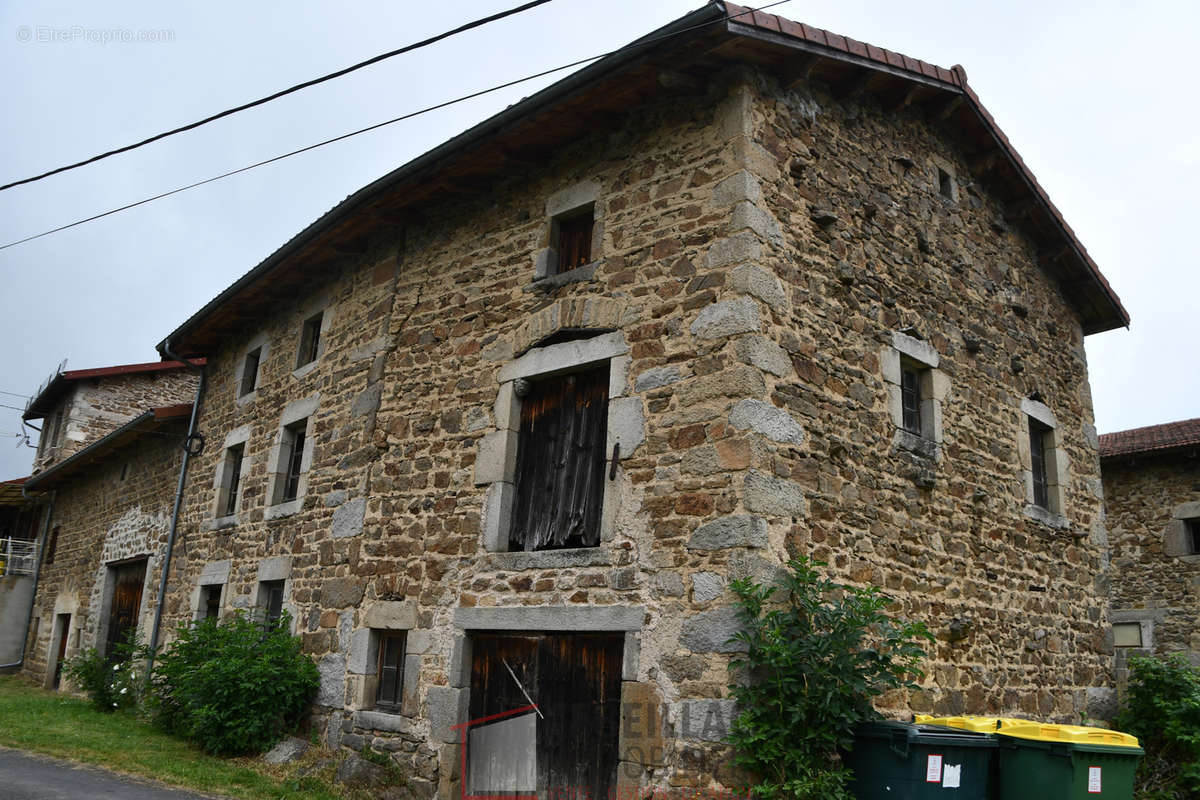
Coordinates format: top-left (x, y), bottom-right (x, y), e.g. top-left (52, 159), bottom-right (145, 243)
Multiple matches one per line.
top-left (22, 3), bottom-right (1129, 796)
top-left (17, 360), bottom-right (199, 686)
top-left (1101, 418), bottom-right (1200, 669)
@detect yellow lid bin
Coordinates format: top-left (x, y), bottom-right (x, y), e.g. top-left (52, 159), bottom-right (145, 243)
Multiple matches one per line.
top-left (914, 715), bottom-right (1140, 748)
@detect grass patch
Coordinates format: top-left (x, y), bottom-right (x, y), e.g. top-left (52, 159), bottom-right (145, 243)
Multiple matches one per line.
top-left (0, 675), bottom-right (358, 800)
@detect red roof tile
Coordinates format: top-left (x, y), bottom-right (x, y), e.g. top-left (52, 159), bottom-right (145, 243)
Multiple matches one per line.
top-left (1099, 418), bottom-right (1200, 458)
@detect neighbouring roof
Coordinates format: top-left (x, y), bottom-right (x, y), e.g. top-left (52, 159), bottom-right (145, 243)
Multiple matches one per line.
top-left (1099, 418), bottom-right (1200, 460)
top-left (0, 477), bottom-right (31, 507)
top-left (23, 404), bottom-right (192, 492)
top-left (158, 1), bottom-right (1128, 358)
top-left (23, 359), bottom-right (204, 421)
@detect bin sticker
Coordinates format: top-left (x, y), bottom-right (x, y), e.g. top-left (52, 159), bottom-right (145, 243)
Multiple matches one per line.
top-left (1087, 766), bottom-right (1102, 793)
top-left (942, 764), bottom-right (962, 788)
top-left (925, 754), bottom-right (943, 783)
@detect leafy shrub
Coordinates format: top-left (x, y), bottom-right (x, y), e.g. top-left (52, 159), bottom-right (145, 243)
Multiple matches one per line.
top-left (148, 612), bottom-right (319, 755)
top-left (1114, 654), bottom-right (1200, 800)
top-left (727, 557), bottom-right (934, 800)
top-left (61, 635), bottom-right (146, 712)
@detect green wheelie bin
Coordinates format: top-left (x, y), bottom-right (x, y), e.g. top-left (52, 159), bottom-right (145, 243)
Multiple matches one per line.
top-left (845, 720), bottom-right (997, 799)
top-left (916, 716), bottom-right (1143, 800)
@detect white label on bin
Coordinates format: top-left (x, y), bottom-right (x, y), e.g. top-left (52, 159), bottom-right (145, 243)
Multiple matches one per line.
top-left (925, 754), bottom-right (943, 783)
top-left (1087, 766), bottom-right (1102, 793)
top-left (942, 764), bottom-right (962, 788)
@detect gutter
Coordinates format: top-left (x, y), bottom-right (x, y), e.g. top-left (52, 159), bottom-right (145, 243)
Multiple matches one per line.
top-left (0, 487), bottom-right (56, 671)
top-left (145, 340), bottom-right (206, 678)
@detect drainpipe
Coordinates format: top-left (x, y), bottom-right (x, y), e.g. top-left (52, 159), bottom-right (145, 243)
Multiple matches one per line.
top-left (144, 342), bottom-right (206, 678)
top-left (0, 487), bottom-right (56, 670)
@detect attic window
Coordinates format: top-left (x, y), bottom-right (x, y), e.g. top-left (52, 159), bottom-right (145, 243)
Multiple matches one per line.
top-left (296, 312), bottom-right (323, 369)
top-left (240, 347), bottom-right (261, 397)
top-left (554, 207), bottom-right (594, 274)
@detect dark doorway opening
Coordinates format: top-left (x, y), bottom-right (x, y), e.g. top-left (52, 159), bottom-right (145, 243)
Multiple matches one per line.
top-left (51, 613), bottom-right (71, 689)
top-left (468, 632), bottom-right (623, 798)
top-left (104, 559), bottom-right (147, 661)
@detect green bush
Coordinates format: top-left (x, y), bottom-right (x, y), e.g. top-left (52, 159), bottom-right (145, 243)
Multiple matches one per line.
top-left (727, 557), bottom-right (934, 800)
top-left (148, 612), bottom-right (319, 755)
top-left (1114, 654), bottom-right (1200, 800)
top-left (62, 635), bottom-right (146, 713)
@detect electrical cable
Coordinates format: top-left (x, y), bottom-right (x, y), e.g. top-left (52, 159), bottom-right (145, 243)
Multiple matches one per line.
top-left (0, 1), bottom-right (791, 252)
top-left (0, 0), bottom-right (555, 192)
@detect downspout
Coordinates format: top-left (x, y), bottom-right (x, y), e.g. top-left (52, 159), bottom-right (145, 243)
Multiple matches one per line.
top-left (0, 487), bottom-right (56, 670)
top-left (144, 343), bottom-right (206, 677)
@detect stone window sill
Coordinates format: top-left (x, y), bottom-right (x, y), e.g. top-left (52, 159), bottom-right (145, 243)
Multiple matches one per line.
top-left (892, 429), bottom-right (940, 461)
top-left (266, 498), bottom-right (304, 520)
top-left (204, 514), bottom-right (241, 532)
top-left (236, 391), bottom-right (257, 407)
top-left (353, 709), bottom-right (418, 735)
top-left (1023, 503), bottom-right (1069, 530)
top-left (480, 547), bottom-right (609, 571)
top-left (527, 260), bottom-right (600, 292)
top-left (291, 360), bottom-right (319, 380)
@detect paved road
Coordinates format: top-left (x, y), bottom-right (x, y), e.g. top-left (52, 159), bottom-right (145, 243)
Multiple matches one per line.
top-left (0, 747), bottom-right (218, 799)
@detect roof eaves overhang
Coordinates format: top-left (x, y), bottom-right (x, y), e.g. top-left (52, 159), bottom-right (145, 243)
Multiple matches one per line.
top-left (23, 359), bottom-right (204, 420)
top-left (23, 405), bottom-right (190, 492)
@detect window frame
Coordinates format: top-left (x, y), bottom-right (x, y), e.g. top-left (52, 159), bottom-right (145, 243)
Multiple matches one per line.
top-left (200, 584), bottom-right (223, 621)
top-left (239, 347), bottom-right (262, 398)
top-left (1112, 622), bottom-right (1143, 648)
top-left (210, 425), bottom-right (251, 528)
top-left (882, 331), bottom-right (947, 458)
top-left (374, 631), bottom-right (408, 710)
top-left (223, 443), bottom-right (245, 517)
top-left (1029, 417), bottom-right (1052, 510)
top-left (296, 312), bottom-right (324, 369)
top-left (265, 394), bottom-right (319, 519)
top-left (258, 579), bottom-right (286, 630)
top-left (1019, 397), bottom-right (1068, 526)
top-left (533, 180), bottom-right (603, 283)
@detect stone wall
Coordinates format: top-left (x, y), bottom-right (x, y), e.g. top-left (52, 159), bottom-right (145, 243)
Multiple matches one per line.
top-left (1104, 451), bottom-right (1200, 666)
top-left (21, 421), bottom-right (184, 686)
top-left (32, 369), bottom-right (198, 473)
top-left (156, 66), bottom-right (1115, 797)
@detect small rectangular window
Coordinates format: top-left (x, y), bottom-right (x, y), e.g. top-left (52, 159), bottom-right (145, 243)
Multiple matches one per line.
top-left (1029, 418), bottom-right (1052, 509)
top-left (900, 366), bottom-right (922, 435)
top-left (375, 631), bottom-right (407, 709)
top-left (260, 580), bottom-right (285, 630)
top-left (201, 585), bottom-right (222, 621)
top-left (938, 167), bottom-right (955, 200)
top-left (223, 444), bottom-right (245, 517)
top-left (44, 526), bottom-right (59, 565)
top-left (280, 421), bottom-right (307, 503)
top-left (297, 312), bottom-right (323, 368)
top-left (1187, 519), bottom-right (1200, 555)
top-left (555, 209), bottom-right (594, 274)
top-left (240, 347), bottom-right (261, 396)
top-left (1112, 622), bottom-right (1143, 648)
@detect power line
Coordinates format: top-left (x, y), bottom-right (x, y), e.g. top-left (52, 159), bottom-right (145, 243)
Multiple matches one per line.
top-left (0, 0), bottom-right (554, 192)
top-left (0, 1), bottom-right (790, 252)
top-left (0, 403), bottom-right (29, 412)
top-left (0, 390), bottom-right (31, 399)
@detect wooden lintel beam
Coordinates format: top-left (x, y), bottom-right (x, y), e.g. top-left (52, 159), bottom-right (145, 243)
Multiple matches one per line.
top-left (933, 95), bottom-right (964, 122)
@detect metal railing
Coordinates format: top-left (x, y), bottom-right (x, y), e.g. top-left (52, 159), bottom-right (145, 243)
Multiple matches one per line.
top-left (0, 537), bottom-right (38, 576)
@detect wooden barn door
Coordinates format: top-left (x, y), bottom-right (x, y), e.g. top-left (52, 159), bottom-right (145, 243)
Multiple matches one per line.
top-left (469, 633), bottom-right (623, 798)
top-left (105, 559), bottom-right (147, 660)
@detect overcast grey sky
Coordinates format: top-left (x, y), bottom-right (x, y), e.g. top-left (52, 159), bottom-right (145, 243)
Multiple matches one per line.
top-left (1, 0), bottom-right (1195, 481)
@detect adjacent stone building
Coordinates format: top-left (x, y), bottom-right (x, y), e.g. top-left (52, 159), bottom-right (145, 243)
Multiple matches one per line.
top-left (18, 360), bottom-right (199, 687)
top-left (1101, 418), bottom-right (1200, 670)
top-left (21, 3), bottom-right (1130, 796)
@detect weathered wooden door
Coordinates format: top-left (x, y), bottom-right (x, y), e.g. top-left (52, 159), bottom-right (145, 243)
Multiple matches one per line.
top-left (469, 633), bottom-right (623, 797)
top-left (105, 559), bottom-right (146, 659)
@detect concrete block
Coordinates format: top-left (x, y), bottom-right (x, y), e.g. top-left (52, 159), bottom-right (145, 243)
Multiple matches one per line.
top-left (713, 170), bottom-right (761, 206)
top-left (499, 331), bottom-right (628, 382)
top-left (317, 652), bottom-right (346, 707)
top-left (680, 606), bottom-right (746, 653)
top-left (454, 605), bottom-right (645, 631)
top-left (704, 232), bottom-right (762, 269)
top-left (622, 632), bottom-right (641, 681)
top-left (607, 397), bottom-right (646, 458)
top-left (427, 686), bottom-right (468, 743)
top-left (676, 699), bottom-right (737, 742)
top-left (474, 430), bottom-right (518, 486)
top-left (892, 330), bottom-right (940, 368)
top-left (634, 365), bottom-right (681, 392)
top-left (744, 470), bottom-right (806, 516)
top-left (1020, 397), bottom-right (1058, 429)
top-left (735, 335), bottom-right (792, 377)
top-left (609, 354), bottom-right (631, 398)
top-left (347, 628), bottom-right (371, 674)
top-left (406, 630), bottom-right (435, 655)
top-left (716, 84), bottom-right (753, 140)
top-left (198, 560), bottom-right (231, 585)
top-left (687, 515), bottom-right (768, 551)
top-left (330, 497), bottom-right (366, 540)
top-left (545, 179), bottom-right (600, 218)
top-left (450, 634), bottom-right (471, 688)
top-left (731, 263), bottom-right (787, 312)
top-left (689, 297), bottom-right (761, 340)
top-left (364, 600), bottom-right (416, 630)
top-left (402, 653), bottom-right (421, 717)
top-left (729, 399), bottom-right (804, 445)
top-left (494, 382), bottom-right (519, 431)
top-left (257, 556), bottom-right (292, 582)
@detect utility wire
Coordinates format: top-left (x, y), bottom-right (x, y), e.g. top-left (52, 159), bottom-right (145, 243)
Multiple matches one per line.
top-left (0, 1), bottom-right (791, 252)
top-left (0, 403), bottom-right (29, 412)
top-left (0, 390), bottom-right (31, 399)
top-left (0, 0), bottom-right (555, 192)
